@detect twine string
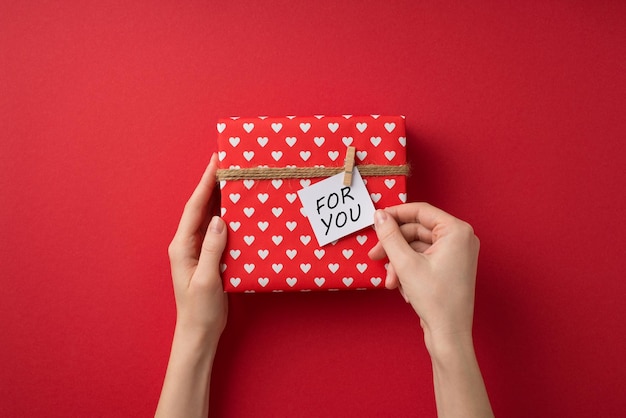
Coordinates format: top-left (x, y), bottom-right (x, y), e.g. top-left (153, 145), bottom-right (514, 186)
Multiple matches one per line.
top-left (216, 164), bottom-right (410, 181)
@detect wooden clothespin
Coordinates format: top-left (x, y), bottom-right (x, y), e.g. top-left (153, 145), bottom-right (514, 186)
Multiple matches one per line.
top-left (343, 146), bottom-right (356, 186)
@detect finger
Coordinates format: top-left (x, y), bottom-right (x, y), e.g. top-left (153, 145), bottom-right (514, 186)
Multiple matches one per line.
top-left (373, 209), bottom-right (425, 273)
top-left (174, 153), bottom-right (219, 239)
top-left (368, 223), bottom-right (433, 260)
top-left (385, 262), bottom-right (399, 289)
top-left (384, 202), bottom-right (457, 231)
top-left (397, 282), bottom-right (410, 303)
top-left (198, 184), bottom-right (222, 237)
top-left (194, 216), bottom-right (227, 287)
top-left (410, 241), bottom-right (431, 253)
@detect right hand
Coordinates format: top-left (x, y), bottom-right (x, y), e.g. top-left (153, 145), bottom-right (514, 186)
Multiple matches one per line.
top-left (368, 203), bottom-right (480, 349)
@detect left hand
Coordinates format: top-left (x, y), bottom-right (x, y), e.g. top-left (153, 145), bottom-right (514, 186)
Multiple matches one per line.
top-left (167, 153), bottom-right (228, 345)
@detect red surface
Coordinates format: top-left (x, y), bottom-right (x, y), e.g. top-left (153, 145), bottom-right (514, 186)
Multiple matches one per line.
top-left (218, 115), bottom-right (407, 292)
top-left (1, 1), bottom-right (624, 416)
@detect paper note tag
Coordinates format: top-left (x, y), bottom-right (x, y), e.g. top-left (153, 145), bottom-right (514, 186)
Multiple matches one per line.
top-left (298, 167), bottom-right (376, 246)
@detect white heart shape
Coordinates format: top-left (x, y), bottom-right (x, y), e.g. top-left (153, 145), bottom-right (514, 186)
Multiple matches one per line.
top-left (286, 277), bottom-right (297, 287)
top-left (328, 122), bottom-right (339, 133)
top-left (272, 235), bottom-right (283, 245)
top-left (272, 179), bottom-right (283, 189)
top-left (286, 221), bottom-right (297, 231)
top-left (221, 207), bottom-right (227, 216)
top-left (218, 151), bottom-right (226, 161)
top-left (243, 151), bottom-right (254, 161)
top-left (328, 263), bottom-right (340, 273)
top-left (216, 123), bottom-right (226, 133)
top-left (370, 277), bottom-right (382, 287)
top-left (314, 277), bottom-right (326, 287)
top-left (342, 277), bottom-right (354, 287)
top-left (257, 221), bottom-right (269, 231)
top-left (228, 136), bottom-right (240, 147)
top-left (286, 193), bottom-right (297, 203)
top-left (398, 136), bottom-right (406, 146)
top-left (399, 193), bottom-right (407, 203)
top-left (229, 277), bottom-right (241, 287)
top-left (258, 249), bottom-right (269, 259)
top-left (300, 179), bottom-right (311, 188)
top-left (342, 249), bottom-right (353, 259)
top-left (314, 249), bottom-right (325, 259)
top-left (257, 136), bottom-right (269, 147)
top-left (243, 122), bottom-right (254, 133)
top-left (244, 264), bottom-right (255, 273)
top-left (271, 207), bottom-right (283, 217)
top-left (300, 235), bottom-right (311, 245)
top-left (243, 207), bottom-right (255, 217)
top-left (299, 122), bottom-right (311, 133)
top-left (356, 150), bottom-right (367, 161)
top-left (356, 263), bottom-right (368, 273)
top-left (300, 263), bottom-right (311, 273)
top-left (229, 221), bottom-right (241, 231)
top-left (356, 122), bottom-right (367, 133)
top-left (258, 277), bottom-right (269, 287)
top-left (384, 122), bottom-right (396, 132)
top-left (384, 150), bottom-right (396, 161)
top-left (229, 193), bottom-right (240, 203)
top-left (243, 179), bottom-right (255, 189)
top-left (356, 235), bottom-right (367, 245)
top-left (272, 263), bottom-right (283, 273)
top-left (244, 235), bottom-right (255, 245)
top-left (370, 136), bottom-right (382, 147)
top-left (300, 150), bottom-right (311, 161)
top-left (271, 151), bottom-right (283, 161)
top-left (384, 179), bottom-right (396, 189)
top-left (257, 193), bottom-right (269, 203)
top-left (230, 249), bottom-right (241, 259)
top-left (286, 249), bottom-right (297, 259)
top-left (285, 137), bottom-right (297, 147)
top-left (314, 136), bottom-right (325, 147)
top-left (370, 193), bottom-right (381, 203)
top-left (271, 122), bottom-right (282, 133)
top-left (342, 136), bottom-right (353, 146)
top-left (328, 151), bottom-right (339, 161)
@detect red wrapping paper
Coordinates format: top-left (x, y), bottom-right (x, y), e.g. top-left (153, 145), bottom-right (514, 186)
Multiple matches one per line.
top-left (217, 115), bottom-right (408, 292)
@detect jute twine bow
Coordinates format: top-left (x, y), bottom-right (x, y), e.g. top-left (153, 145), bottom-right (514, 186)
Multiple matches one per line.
top-left (216, 164), bottom-right (410, 181)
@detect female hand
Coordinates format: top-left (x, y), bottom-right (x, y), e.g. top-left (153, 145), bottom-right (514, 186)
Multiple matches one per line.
top-left (156, 154), bottom-right (228, 418)
top-left (368, 202), bottom-right (480, 349)
top-left (369, 203), bottom-right (493, 418)
top-left (167, 153), bottom-right (228, 345)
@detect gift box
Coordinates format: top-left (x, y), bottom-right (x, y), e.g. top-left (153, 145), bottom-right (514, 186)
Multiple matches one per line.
top-left (217, 115), bottom-right (408, 292)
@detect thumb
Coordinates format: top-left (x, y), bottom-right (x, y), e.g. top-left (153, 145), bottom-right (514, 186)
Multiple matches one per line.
top-left (195, 216), bottom-right (227, 281)
top-left (374, 210), bottom-right (422, 274)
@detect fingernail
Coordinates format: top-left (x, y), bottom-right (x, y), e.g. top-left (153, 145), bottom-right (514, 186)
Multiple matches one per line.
top-left (209, 216), bottom-right (224, 233)
top-left (375, 210), bottom-right (388, 225)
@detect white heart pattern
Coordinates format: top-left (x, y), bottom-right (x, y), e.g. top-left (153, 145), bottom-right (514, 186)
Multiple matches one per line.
top-left (218, 116), bottom-right (406, 291)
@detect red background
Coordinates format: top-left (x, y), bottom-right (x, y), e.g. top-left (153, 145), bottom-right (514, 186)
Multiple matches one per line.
top-left (1, 1), bottom-right (625, 416)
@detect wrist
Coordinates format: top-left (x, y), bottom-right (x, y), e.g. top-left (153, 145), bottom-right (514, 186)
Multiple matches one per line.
top-left (172, 323), bottom-right (220, 360)
top-left (424, 329), bottom-right (475, 366)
